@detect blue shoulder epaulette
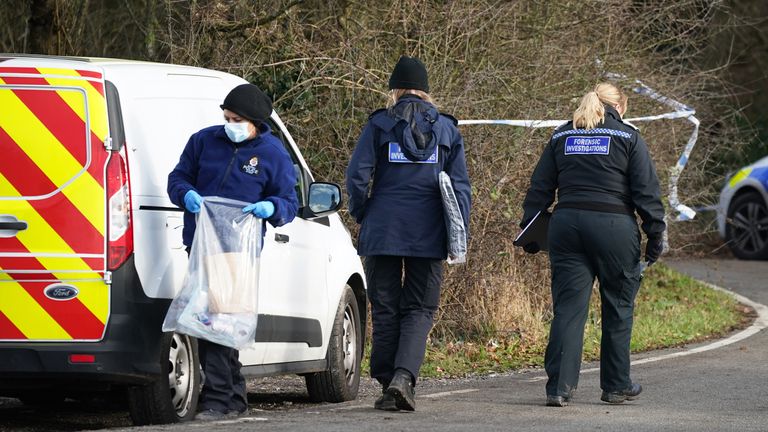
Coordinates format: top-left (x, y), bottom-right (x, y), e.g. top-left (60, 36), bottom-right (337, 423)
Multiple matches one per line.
top-left (369, 108), bottom-right (398, 132)
top-left (439, 112), bottom-right (458, 126)
top-left (368, 108), bottom-right (386, 120)
top-left (622, 120), bottom-right (639, 131)
top-left (553, 120), bottom-right (574, 133)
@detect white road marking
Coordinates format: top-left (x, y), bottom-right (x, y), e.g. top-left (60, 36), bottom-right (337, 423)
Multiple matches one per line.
top-left (330, 404), bottom-right (372, 411)
top-left (523, 281), bottom-right (768, 383)
top-left (323, 389), bottom-right (482, 411)
top-left (307, 281), bottom-right (767, 406)
top-left (422, 388), bottom-right (479, 399)
top-left (210, 416), bottom-right (269, 425)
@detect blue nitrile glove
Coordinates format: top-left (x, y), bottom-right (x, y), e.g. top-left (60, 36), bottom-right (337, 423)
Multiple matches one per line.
top-left (184, 190), bottom-right (203, 213)
top-left (243, 201), bottom-right (275, 218)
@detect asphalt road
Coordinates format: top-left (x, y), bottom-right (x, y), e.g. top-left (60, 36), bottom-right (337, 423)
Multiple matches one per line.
top-left (1, 258), bottom-right (766, 431)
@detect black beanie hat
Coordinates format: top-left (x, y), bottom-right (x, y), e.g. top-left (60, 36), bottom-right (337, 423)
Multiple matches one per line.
top-left (220, 83), bottom-right (273, 124)
top-left (388, 56), bottom-right (429, 92)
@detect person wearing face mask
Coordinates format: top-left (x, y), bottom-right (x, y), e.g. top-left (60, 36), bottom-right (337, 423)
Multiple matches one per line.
top-left (519, 82), bottom-right (665, 407)
top-left (167, 83), bottom-right (298, 421)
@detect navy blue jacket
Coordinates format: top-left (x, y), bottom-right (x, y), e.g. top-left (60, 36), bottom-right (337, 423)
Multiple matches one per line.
top-left (346, 95), bottom-right (471, 259)
top-left (168, 123), bottom-right (299, 247)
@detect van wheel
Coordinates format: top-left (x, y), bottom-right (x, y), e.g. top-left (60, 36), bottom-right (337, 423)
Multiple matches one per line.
top-left (127, 333), bottom-right (200, 425)
top-left (305, 285), bottom-right (362, 402)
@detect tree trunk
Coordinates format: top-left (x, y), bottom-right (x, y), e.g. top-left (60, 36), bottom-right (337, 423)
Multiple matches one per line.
top-left (28, 0), bottom-right (55, 54)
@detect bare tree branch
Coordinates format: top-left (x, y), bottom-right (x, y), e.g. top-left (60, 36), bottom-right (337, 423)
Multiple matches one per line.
top-left (210, 0), bottom-right (305, 33)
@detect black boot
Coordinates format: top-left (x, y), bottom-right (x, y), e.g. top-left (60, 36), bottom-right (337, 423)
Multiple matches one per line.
top-left (374, 390), bottom-right (398, 411)
top-left (545, 395), bottom-right (568, 407)
top-left (546, 389), bottom-right (574, 407)
top-left (601, 383), bottom-right (642, 404)
top-left (386, 369), bottom-right (416, 411)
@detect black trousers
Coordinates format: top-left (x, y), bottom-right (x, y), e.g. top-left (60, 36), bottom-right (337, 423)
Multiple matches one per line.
top-left (198, 339), bottom-right (248, 412)
top-left (185, 246), bottom-right (247, 413)
top-left (365, 255), bottom-right (443, 386)
top-left (545, 208), bottom-right (643, 397)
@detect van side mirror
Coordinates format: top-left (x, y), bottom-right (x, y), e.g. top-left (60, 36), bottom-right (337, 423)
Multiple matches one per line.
top-left (302, 182), bottom-right (342, 219)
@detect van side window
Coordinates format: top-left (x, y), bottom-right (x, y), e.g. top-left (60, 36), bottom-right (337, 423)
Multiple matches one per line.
top-left (266, 119), bottom-right (308, 208)
top-left (105, 81), bottom-right (126, 151)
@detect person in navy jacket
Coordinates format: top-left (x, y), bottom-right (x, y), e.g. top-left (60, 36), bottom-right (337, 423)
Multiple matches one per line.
top-left (167, 83), bottom-right (298, 421)
top-left (346, 56), bottom-right (471, 411)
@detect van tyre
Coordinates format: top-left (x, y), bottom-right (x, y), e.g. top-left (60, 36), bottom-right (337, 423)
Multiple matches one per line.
top-left (305, 285), bottom-right (362, 402)
top-left (18, 393), bottom-right (65, 406)
top-left (726, 191), bottom-right (768, 260)
top-left (127, 333), bottom-right (200, 425)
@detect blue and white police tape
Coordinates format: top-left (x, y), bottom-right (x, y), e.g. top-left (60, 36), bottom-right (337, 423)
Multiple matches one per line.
top-left (457, 81), bottom-right (700, 226)
top-left (605, 69), bottom-right (700, 223)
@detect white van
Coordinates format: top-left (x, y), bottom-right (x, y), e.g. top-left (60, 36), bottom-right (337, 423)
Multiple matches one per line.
top-left (0, 55), bottom-right (366, 425)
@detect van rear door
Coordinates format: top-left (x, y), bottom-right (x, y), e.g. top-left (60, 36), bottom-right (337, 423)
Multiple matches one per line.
top-left (0, 62), bottom-right (110, 341)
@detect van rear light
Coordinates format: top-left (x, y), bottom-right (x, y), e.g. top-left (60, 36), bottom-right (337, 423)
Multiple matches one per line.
top-left (106, 150), bottom-right (133, 271)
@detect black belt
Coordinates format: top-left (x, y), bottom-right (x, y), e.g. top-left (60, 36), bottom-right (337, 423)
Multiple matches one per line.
top-left (555, 201), bottom-right (635, 216)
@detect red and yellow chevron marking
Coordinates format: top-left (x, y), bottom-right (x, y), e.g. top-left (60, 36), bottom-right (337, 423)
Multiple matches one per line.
top-left (1, 73), bottom-right (106, 182)
top-left (0, 66), bottom-right (110, 341)
top-left (0, 172), bottom-right (104, 276)
top-left (0, 128), bottom-right (104, 259)
top-left (0, 78), bottom-right (105, 233)
top-left (0, 310), bottom-right (26, 339)
top-left (0, 238), bottom-right (106, 340)
top-left (36, 67), bottom-right (108, 142)
top-left (0, 172), bottom-right (109, 340)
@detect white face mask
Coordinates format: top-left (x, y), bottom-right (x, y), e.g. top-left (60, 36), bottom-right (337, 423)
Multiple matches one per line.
top-left (224, 122), bottom-right (251, 143)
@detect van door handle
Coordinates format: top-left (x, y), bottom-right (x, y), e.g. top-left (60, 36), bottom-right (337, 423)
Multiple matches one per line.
top-left (275, 233), bottom-right (290, 243)
top-left (0, 214), bottom-right (28, 232)
top-left (0, 221), bottom-right (27, 231)
top-left (0, 216), bottom-right (28, 238)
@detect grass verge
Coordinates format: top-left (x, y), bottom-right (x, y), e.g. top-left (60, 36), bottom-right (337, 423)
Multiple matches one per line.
top-left (362, 263), bottom-right (749, 379)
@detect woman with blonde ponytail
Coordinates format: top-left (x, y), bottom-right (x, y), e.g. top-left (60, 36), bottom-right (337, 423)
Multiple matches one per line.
top-left (518, 82), bottom-right (665, 407)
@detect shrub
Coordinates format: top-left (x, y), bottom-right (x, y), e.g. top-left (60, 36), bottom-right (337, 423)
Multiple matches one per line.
top-left (2, 0), bottom-right (751, 340)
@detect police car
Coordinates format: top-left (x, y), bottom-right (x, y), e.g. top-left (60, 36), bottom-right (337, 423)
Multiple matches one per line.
top-left (717, 155), bottom-right (768, 260)
top-left (0, 55), bottom-right (366, 424)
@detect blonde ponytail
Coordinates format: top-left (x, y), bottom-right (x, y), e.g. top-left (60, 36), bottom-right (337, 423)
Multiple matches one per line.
top-left (573, 91), bottom-right (604, 130)
top-left (572, 83), bottom-right (628, 130)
